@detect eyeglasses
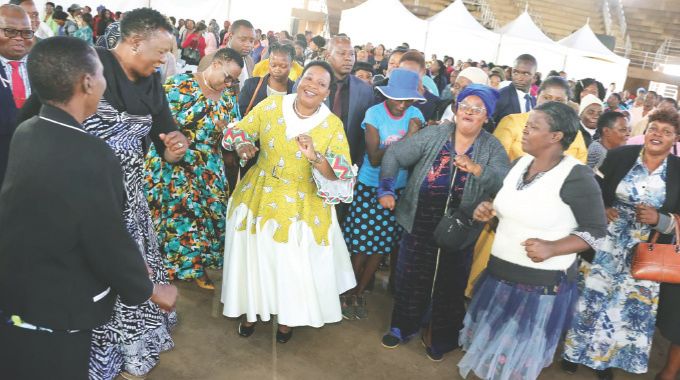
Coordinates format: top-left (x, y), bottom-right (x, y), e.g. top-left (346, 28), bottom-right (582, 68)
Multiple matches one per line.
top-left (646, 125), bottom-right (677, 137)
top-left (222, 69), bottom-right (239, 87)
top-left (458, 102), bottom-right (486, 115)
top-left (0, 27), bottom-right (34, 40)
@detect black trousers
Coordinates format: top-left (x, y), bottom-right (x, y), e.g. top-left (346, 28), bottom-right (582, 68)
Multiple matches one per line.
top-left (0, 324), bottom-right (91, 380)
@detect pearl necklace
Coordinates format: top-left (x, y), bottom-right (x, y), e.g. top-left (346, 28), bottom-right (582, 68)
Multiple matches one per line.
top-left (293, 98), bottom-right (320, 119)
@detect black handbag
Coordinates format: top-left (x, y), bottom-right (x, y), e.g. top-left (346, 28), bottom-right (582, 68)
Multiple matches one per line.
top-left (433, 166), bottom-right (483, 251)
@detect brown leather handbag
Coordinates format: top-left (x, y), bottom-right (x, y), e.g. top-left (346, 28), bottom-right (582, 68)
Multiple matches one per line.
top-left (631, 214), bottom-right (680, 283)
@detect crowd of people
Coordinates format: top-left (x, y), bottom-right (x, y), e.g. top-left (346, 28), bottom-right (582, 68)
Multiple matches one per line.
top-left (0, 2), bottom-right (679, 380)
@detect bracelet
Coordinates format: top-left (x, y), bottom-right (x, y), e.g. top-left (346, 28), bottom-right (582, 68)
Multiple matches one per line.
top-left (308, 151), bottom-right (323, 165)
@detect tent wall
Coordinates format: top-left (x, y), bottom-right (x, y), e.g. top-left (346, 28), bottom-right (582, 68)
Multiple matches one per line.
top-left (496, 36), bottom-right (566, 74)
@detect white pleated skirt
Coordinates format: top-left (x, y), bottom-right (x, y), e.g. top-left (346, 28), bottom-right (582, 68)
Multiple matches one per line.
top-left (221, 203), bottom-right (356, 327)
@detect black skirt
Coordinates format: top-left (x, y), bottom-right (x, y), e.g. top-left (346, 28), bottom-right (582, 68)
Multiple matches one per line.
top-left (657, 282), bottom-right (680, 344)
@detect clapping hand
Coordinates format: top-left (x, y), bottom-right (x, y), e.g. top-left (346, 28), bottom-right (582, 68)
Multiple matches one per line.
top-left (160, 131), bottom-right (189, 163)
top-left (236, 143), bottom-right (258, 161)
top-left (453, 154), bottom-right (482, 176)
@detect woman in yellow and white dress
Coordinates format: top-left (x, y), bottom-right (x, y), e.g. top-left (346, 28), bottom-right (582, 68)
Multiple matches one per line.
top-left (220, 61), bottom-right (357, 342)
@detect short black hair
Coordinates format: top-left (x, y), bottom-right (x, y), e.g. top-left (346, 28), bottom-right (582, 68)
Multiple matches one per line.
top-left (514, 53), bottom-right (537, 68)
top-left (52, 10), bottom-right (68, 21)
top-left (268, 41), bottom-right (295, 61)
top-left (120, 8), bottom-right (173, 40)
top-left (311, 35), bottom-right (325, 48)
top-left (45, 1), bottom-right (55, 6)
top-left (574, 78), bottom-right (606, 103)
top-left (28, 36), bottom-right (98, 104)
top-left (648, 108), bottom-right (680, 134)
top-left (212, 47), bottom-right (244, 68)
top-left (596, 111), bottom-right (626, 135)
top-left (294, 39), bottom-right (307, 50)
top-left (352, 61), bottom-right (374, 75)
top-left (399, 50), bottom-right (425, 69)
top-left (230, 19), bottom-right (254, 34)
top-left (301, 60), bottom-right (335, 84)
top-left (660, 97), bottom-right (678, 109)
top-left (7, 0), bottom-right (31, 5)
top-left (539, 76), bottom-right (570, 98)
top-left (534, 101), bottom-right (580, 150)
top-left (194, 22), bottom-right (207, 33)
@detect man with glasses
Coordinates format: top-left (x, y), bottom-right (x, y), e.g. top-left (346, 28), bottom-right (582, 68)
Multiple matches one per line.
top-left (0, 4), bottom-right (33, 188)
top-left (493, 53), bottom-right (537, 126)
top-left (9, 0), bottom-right (52, 40)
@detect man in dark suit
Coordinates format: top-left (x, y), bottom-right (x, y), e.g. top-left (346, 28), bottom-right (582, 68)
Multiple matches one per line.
top-left (0, 4), bottom-right (33, 189)
top-left (0, 37), bottom-right (177, 380)
top-left (493, 54), bottom-right (537, 126)
top-left (325, 35), bottom-right (375, 167)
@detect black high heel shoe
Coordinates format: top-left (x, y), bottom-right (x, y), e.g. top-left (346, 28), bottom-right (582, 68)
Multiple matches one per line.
top-left (276, 327), bottom-right (293, 343)
top-left (237, 322), bottom-right (255, 338)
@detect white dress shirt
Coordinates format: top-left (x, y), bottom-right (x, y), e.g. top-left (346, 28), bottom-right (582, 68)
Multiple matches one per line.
top-left (0, 55), bottom-right (31, 98)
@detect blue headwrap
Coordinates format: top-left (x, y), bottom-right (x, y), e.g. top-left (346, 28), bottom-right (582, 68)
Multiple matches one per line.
top-left (456, 84), bottom-right (500, 117)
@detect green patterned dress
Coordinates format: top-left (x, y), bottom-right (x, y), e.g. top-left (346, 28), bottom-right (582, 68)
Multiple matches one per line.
top-left (145, 73), bottom-right (240, 280)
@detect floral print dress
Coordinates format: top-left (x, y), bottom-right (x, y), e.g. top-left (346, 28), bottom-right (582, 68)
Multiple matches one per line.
top-left (145, 74), bottom-right (240, 280)
top-left (563, 156), bottom-right (668, 374)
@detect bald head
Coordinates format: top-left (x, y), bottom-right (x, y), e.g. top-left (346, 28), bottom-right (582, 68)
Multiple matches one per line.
top-left (0, 4), bottom-right (33, 60)
top-left (327, 36), bottom-right (354, 79)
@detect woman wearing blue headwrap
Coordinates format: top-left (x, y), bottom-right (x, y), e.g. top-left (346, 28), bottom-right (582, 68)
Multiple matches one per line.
top-left (377, 84), bottom-right (510, 360)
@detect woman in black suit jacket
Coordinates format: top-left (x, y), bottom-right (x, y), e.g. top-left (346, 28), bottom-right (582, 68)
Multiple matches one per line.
top-left (562, 109), bottom-right (680, 379)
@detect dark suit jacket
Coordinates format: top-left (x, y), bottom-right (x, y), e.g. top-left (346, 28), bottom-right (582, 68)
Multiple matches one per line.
top-left (238, 74), bottom-right (294, 117)
top-left (0, 105), bottom-right (154, 331)
top-left (0, 64), bottom-right (18, 190)
top-left (323, 75), bottom-right (375, 166)
top-left (493, 83), bottom-right (536, 125)
top-left (599, 144), bottom-right (680, 244)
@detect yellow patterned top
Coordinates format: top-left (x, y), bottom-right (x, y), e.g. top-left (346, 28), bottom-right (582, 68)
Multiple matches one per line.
top-left (223, 95), bottom-right (355, 245)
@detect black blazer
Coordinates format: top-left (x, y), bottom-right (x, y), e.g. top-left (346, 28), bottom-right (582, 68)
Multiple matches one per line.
top-left (0, 64), bottom-right (19, 189)
top-left (0, 105), bottom-right (154, 331)
top-left (238, 74), bottom-right (294, 117)
top-left (493, 83), bottom-right (536, 125)
top-left (599, 145), bottom-right (680, 244)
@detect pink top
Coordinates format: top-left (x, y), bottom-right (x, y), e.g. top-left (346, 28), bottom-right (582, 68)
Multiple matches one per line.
top-left (204, 32), bottom-right (218, 56)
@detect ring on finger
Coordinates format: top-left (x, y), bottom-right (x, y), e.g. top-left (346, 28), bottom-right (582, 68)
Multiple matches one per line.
top-left (177, 142), bottom-right (183, 148)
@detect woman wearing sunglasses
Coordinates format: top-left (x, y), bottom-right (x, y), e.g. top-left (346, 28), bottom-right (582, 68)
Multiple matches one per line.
top-left (145, 47), bottom-right (243, 291)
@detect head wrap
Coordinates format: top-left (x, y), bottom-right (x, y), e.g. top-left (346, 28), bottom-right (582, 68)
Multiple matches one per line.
top-left (579, 94), bottom-right (603, 116)
top-left (458, 67), bottom-right (489, 85)
top-left (456, 84), bottom-right (500, 117)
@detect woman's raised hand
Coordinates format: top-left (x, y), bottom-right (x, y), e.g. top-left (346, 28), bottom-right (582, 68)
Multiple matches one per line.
top-left (296, 134), bottom-right (317, 161)
top-left (236, 143), bottom-right (258, 161)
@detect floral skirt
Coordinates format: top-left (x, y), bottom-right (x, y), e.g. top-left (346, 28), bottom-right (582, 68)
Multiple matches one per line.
top-left (458, 271), bottom-right (578, 380)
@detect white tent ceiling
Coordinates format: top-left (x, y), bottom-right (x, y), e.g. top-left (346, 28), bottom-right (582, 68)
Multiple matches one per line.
top-left (495, 12), bottom-right (566, 74)
top-left (424, 0), bottom-right (500, 62)
top-left (339, 0), bottom-right (427, 51)
top-left (558, 23), bottom-right (630, 90)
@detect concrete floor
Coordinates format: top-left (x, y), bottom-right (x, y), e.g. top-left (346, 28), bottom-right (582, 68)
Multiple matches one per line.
top-left (144, 269), bottom-right (668, 380)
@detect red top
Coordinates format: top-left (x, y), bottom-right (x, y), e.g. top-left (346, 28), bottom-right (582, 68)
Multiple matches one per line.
top-left (182, 33), bottom-right (207, 58)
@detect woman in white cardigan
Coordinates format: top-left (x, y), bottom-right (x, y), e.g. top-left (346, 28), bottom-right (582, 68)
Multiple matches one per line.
top-left (457, 101), bottom-right (607, 380)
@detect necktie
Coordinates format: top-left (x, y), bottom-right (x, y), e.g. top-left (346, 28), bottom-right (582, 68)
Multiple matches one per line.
top-left (332, 81), bottom-right (344, 117)
top-left (524, 93), bottom-right (533, 113)
top-left (9, 61), bottom-right (26, 109)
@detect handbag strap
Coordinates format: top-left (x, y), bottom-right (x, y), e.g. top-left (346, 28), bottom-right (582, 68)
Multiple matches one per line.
top-left (442, 164), bottom-right (459, 216)
top-left (649, 213), bottom-right (680, 244)
top-left (245, 76), bottom-right (266, 116)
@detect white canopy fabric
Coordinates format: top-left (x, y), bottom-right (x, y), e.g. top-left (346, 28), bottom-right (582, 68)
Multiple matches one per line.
top-left (495, 12), bottom-right (566, 74)
top-left (558, 23), bottom-right (630, 89)
top-left (339, 0), bottom-right (427, 51)
top-left (424, 0), bottom-right (500, 62)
